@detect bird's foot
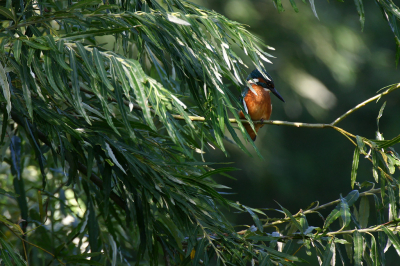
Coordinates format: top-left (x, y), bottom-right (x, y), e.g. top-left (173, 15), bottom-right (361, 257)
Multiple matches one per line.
top-left (260, 118), bottom-right (264, 123)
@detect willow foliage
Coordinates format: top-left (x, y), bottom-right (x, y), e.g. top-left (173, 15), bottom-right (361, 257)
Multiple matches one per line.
top-left (1, 0), bottom-right (400, 265)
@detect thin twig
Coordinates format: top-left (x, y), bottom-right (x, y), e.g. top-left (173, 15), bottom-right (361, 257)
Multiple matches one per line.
top-left (80, 80), bottom-right (400, 130)
top-left (3, 223), bottom-right (66, 266)
top-left (331, 83), bottom-right (400, 126)
top-left (237, 187), bottom-right (382, 235)
top-left (325, 220), bottom-right (400, 236)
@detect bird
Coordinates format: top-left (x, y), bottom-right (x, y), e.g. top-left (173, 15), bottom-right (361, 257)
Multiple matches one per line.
top-left (239, 69), bottom-right (285, 141)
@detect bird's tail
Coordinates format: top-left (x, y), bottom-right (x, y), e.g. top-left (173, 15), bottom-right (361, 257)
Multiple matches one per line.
top-left (244, 123), bottom-right (263, 141)
top-left (239, 111), bottom-right (263, 141)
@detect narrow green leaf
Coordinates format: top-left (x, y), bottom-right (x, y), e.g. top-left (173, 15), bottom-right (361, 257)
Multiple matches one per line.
top-left (108, 234), bottom-right (117, 266)
top-left (325, 190), bottom-right (359, 229)
top-left (248, 235), bottom-right (278, 242)
top-left (25, 119), bottom-right (46, 184)
top-left (273, 0), bottom-right (285, 12)
top-left (86, 147), bottom-right (94, 178)
top-left (51, 50), bottom-right (72, 71)
top-left (309, 0), bottom-right (319, 19)
top-left (13, 177), bottom-right (28, 231)
top-left (388, 185), bottom-right (397, 221)
top-left (0, 107), bottom-right (8, 147)
top-left (340, 195), bottom-right (351, 229)
top-left (27, 48), bottom-right (35, 66)
top-left (43, 35), bottom-right (58, 51)
top-left (110, 57), bottom-right (130, 98)
top-left (123, 62), bottom-right (155, 130)
top-left (353, 230), bottom-right (363, 266)
top-left (289, 0), bottom-right (299, 12)
top-left (69, 48), bottom-right (91, 124)
top-left (258, 254), bottom-right (271, 266)
top-left (167, 14), bottom-right (191, 25)
top-left (377, 101), bottom-right (386, 130)
top-left (64, 252), bottom-right (103, 260)
top-left (37, 190), bottom-right (45, 223)
top-left (343, 234), bottom-right (353, 263)
top-left (354, 0), bottom-right (365, 31)
top-left (0, 6), bottom-right (15, 21)
top-left (359, 196), bottom-right (369, 228)
top-left (93, 47), bottom-right (114, 91)
top-left (64, 258), bottom-right (102, 265)
top-left (387, 154), bottom-right (396, 174)
top-left (370, 234), bottom-right (379, 266)
top-left (92, 4), bottom-right (119, 13)
top-left (0, 244), bottom-right (13, 265)
top-left (243, 205), bottom-right (263, 233)
top-left (382, 226), bottom-right (400, 256)
top-left (0, 237), bottom-right (26, 265)
top-left (67, 0), bottom-right (102, 11)
top-left (375, 134), bottom-right (400, 149)
top-left (61, 28), bottom-right (128, 41)
top-left (372, 149), bottom-right (379, 182)
top-left (105, 142), bottom-right (126, 174)
top-left (21, 63), bottom-right (33, 119)
top-left (43, 53), bottom-right (63, 97)
top-left (380, 170), bottom-right (386, 204)
top-left (277, 203), bottom-right (303, 234)
top-left (351, 147), bottom-right (360, 189)
top-left (13, 40), bottom-right (22, 63)
top-left (111, 58), bottom-right (136, 141)
top-left (0, 62), bottom-right (11, 117)
top-left (345, 190), bottom-right (360, 206)
top-left (193, 238), bottom-right (207, 266)
top-left (91, 77), bottom-right (119, 134)
top-left (0, 188), bottom-right (18, 197)
top-left (321, 241), bottom-right (334, 266)
top-left (88, 201), bottom-right (99, 253)
top-left (396, 38), bottom-right (400, 67)
top-left (75, 43), bottom-right (97, 78)
top-left (356, 135), bottom-right (365, 153)
top-left (263, 246), bottom-right (301, 262)
top-left (22, 39), bottom-right (50, 50)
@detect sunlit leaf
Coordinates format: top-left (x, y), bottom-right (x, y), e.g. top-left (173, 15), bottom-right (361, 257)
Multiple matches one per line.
top-left (354, 0), bottom-right (365, 31)
top-left (382, 226), bottom-right (400, 256)
top-left (351, 147), bottom-right (360, 189)
top-left (353, 230), bottom-right (363, 266)
top-left (0, 7), bottom-right (15, 21)
top-left (339, 195), bottom-right (351, 229)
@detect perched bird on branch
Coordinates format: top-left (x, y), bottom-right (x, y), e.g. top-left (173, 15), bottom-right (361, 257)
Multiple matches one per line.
top-left (239, 69), bottom-right (285, 141)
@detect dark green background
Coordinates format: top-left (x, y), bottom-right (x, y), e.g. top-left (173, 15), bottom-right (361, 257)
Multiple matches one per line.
top-left (197, 0), bottom-right (399, 250)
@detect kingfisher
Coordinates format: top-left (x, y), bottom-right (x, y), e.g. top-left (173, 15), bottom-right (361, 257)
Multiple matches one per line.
top-left (239, 69), bottom-right (285, 141)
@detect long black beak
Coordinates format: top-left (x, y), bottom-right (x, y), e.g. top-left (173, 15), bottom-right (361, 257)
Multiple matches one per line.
top-left (255, 82), bottom-right (285, 102)
top-left (270, 88), bottom-right (285, 102)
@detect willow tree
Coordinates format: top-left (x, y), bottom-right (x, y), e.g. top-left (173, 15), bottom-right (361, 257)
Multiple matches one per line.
top-left (1, 0), bottom-right (400, 265)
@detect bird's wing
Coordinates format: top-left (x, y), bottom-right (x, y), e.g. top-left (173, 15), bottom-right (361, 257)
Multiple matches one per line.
top-left (240, 87), bottom-right (249, 114)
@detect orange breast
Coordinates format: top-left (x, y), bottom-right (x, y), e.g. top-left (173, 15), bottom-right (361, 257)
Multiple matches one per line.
top-left (243, 85), bottom-right (272, 121)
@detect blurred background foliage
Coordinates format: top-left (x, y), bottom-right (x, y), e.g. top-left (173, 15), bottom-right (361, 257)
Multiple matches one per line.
top-left (196, 0), bottom-right (400, 224)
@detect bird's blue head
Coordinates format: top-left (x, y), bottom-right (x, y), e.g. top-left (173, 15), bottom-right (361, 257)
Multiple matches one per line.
top-left (247, 69), bottom-right (285, 102)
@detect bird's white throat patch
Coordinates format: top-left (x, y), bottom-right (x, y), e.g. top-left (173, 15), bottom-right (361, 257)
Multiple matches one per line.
top-left (248, 78), bottom-right (259, 84)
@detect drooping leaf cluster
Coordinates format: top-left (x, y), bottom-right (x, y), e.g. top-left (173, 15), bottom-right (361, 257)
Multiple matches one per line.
top-left (0, 0), bottom-right (283, 264)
